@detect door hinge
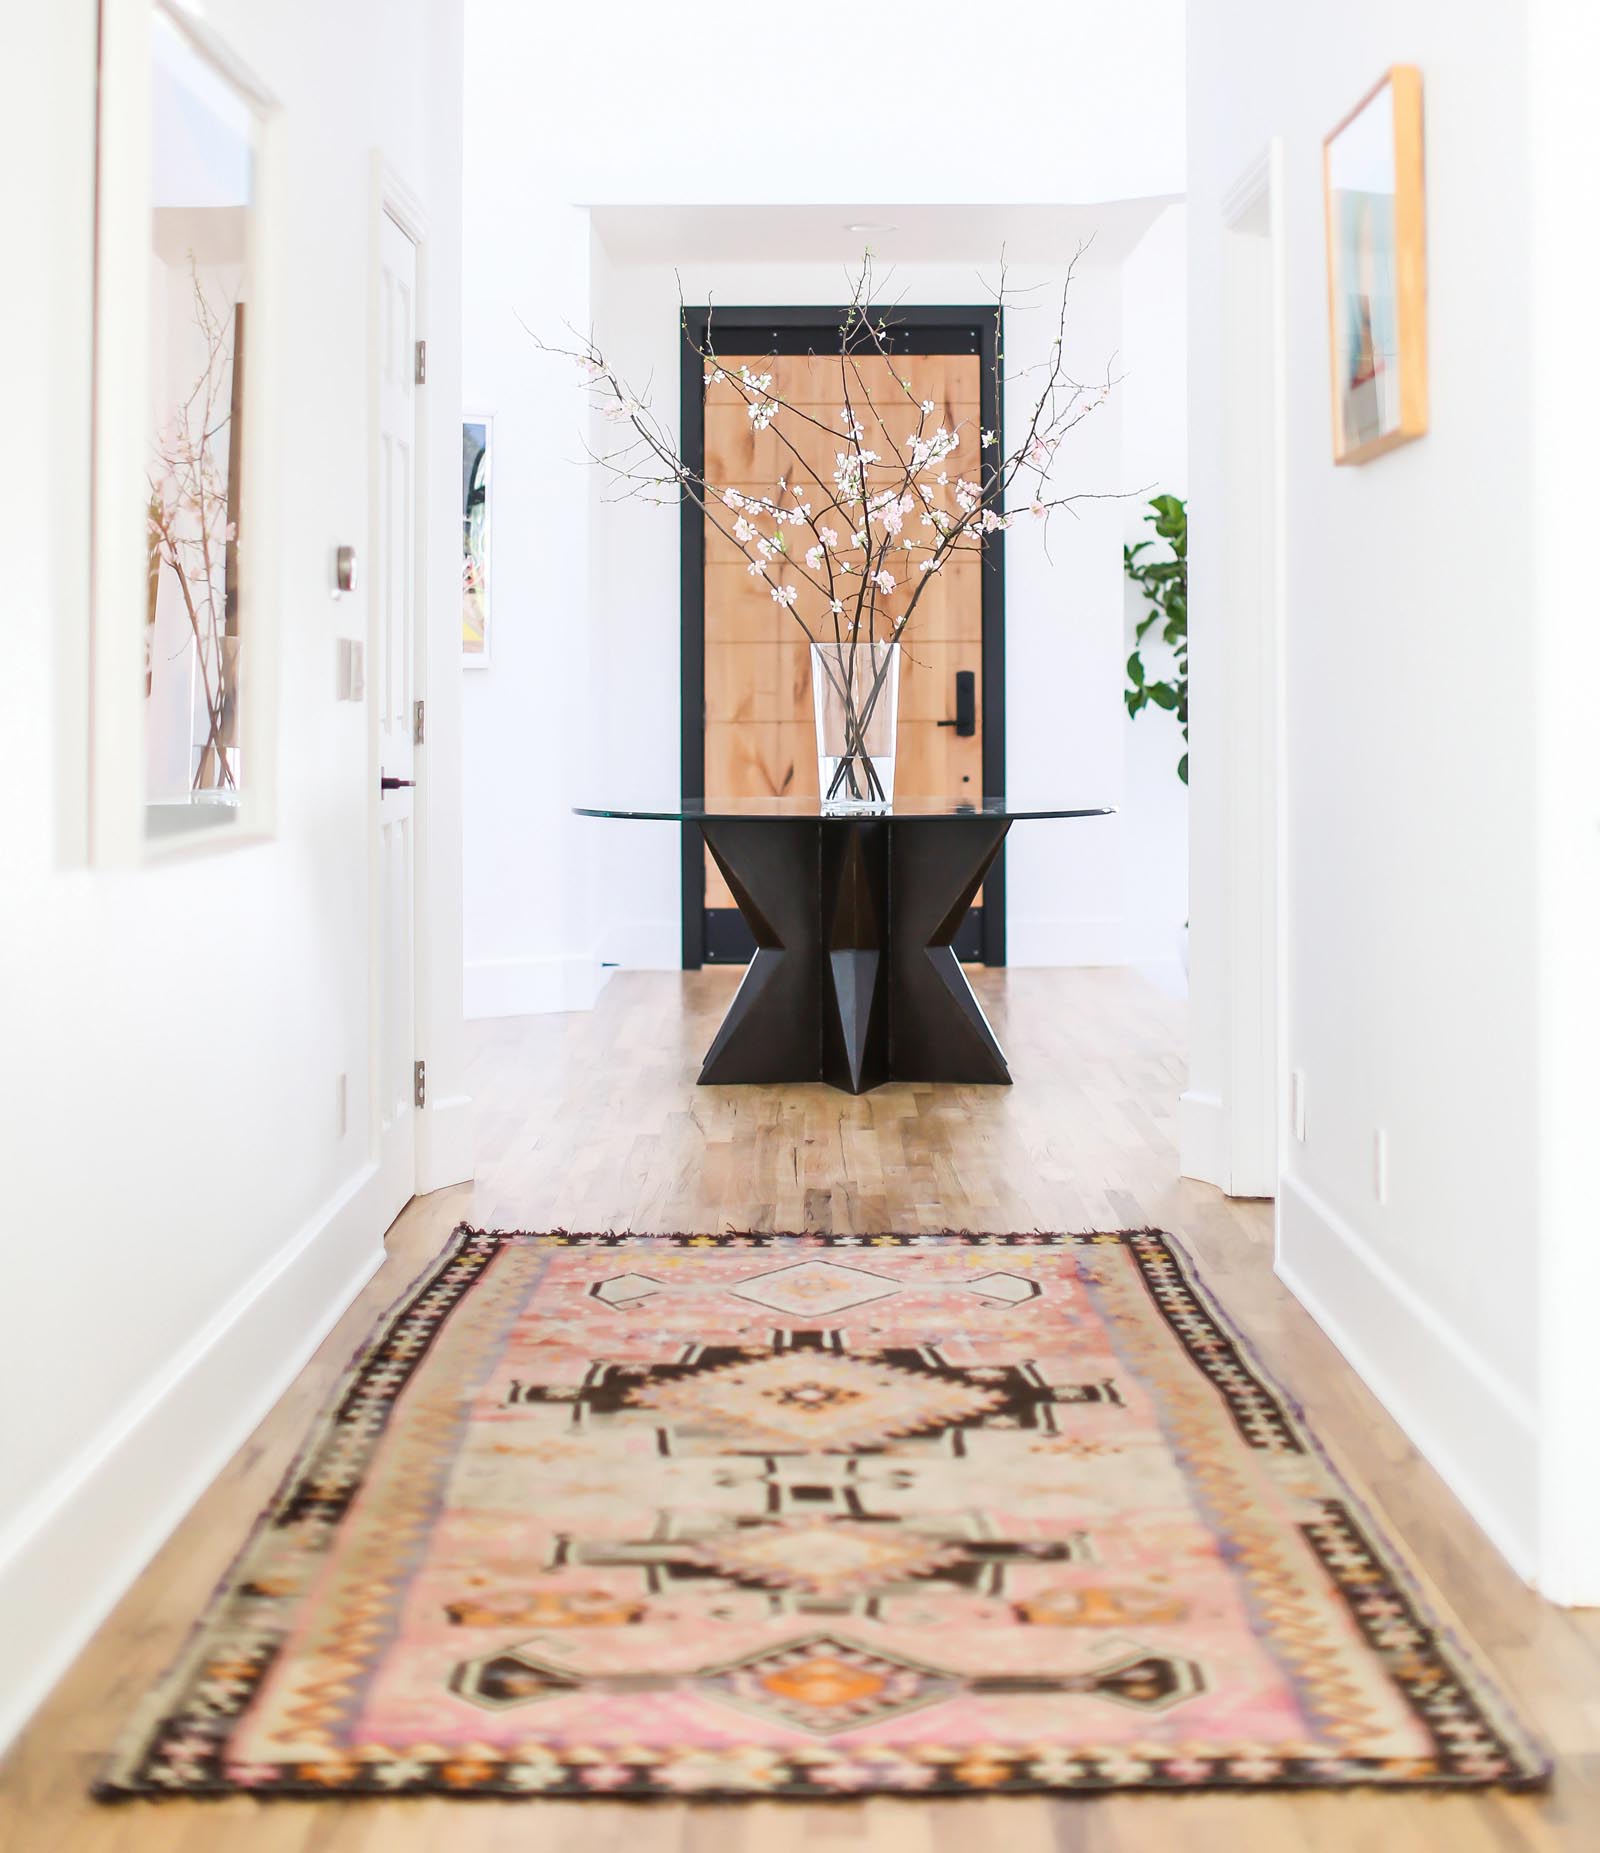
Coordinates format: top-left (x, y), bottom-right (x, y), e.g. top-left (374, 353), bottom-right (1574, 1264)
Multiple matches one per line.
top-left (414, 339), bottom-right (427, 386)
top-left (413, 1059), bottom-right (426, 1109)
top-left (414, 698), bottom-right (425, 745)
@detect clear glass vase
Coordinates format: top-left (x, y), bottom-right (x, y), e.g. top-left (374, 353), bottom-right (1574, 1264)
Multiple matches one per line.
top-left (810, 640), bottom-right (899, 811)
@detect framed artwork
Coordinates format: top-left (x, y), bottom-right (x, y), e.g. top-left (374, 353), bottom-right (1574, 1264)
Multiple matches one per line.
top-left (462, 416), bottom-right (492, 664)
top-left (93, 0), bottom-right (281, 858)
top-left (1323, 65), bottom-right (1428, 465)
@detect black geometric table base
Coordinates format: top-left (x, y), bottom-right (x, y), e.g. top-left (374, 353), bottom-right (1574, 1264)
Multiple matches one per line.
top-left (698, 815), bottom-right (1011, 1093)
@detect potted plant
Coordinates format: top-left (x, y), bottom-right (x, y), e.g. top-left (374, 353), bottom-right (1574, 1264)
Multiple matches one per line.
top-left (1123, 492), bottom-right (1187, 782)
top-left (1123, 492), bottom-right (1188, 968)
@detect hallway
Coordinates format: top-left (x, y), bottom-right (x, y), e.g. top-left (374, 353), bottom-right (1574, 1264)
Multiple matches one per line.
top-left (5, 970), bottom-right (1596, 1848)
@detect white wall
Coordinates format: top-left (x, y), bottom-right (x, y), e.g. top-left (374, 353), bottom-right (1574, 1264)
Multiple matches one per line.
top-left (1119, 207), bottom-right (1190, 986)
top-left (1528, 0), bottom-right (1600, 1610)
top-left (0, 0), bottom-right (468, 1747)
top-left (1188, 3), bottom-right (1544, 1577)
top-left (461, 0), bottom-right (1187, 1009)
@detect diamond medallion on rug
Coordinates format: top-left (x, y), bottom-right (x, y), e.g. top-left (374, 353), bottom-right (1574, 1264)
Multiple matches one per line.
top-left (97, 1229), bottom-right (1547, 1800)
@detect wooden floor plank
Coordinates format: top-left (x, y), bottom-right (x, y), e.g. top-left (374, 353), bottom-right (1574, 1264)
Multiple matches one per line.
top-left (1, 967), bottom-right (1594, 1849)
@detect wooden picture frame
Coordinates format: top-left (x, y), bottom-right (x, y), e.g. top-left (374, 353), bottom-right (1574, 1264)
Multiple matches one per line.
top-left (1323, 65), bottom-right (1428, 465)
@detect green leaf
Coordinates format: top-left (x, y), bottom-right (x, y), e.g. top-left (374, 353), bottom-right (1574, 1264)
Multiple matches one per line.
top-left (1148, 682), bottom-right (1179, 711)
top-left (1126, 652), bottom-right (1145, 685)
top-left (1178, 751), bottom-right (1189, 784)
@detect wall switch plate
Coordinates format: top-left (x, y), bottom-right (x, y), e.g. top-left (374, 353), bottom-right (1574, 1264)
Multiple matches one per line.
top-left (1374, 1129), bottom-right (1389, 1204)
top-left (336, 638), bottom-right (365, 701)
top-left (1290, 1070), bottom-right (1306, 1142)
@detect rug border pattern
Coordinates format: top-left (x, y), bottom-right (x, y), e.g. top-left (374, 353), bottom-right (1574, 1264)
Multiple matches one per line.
top-left (94, 1227), bottom-right (1551, 1801)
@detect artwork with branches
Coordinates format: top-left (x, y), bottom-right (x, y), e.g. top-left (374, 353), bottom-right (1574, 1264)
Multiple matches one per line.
top-left (147, 262), bottom-right (243, 793)
top-left (542, 254), bottom-right (1116, 804)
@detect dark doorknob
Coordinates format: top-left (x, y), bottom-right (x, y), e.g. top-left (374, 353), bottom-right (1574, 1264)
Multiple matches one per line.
top-left (380, 775), bottom-right (416, 791)
top-left (936, 669), bottom-right (977, 737)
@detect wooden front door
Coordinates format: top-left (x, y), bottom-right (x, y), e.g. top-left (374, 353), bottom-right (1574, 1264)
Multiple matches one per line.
top-left (688, 318), bottom-right (1002, 966)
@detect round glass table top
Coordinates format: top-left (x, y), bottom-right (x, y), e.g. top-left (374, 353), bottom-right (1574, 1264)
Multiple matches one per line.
top-left (574, 795), bottom-right (1115, 823)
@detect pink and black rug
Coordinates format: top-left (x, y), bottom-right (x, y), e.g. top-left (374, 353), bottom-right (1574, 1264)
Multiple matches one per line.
top-left (99, 1229), bottom-right (1546, 1799)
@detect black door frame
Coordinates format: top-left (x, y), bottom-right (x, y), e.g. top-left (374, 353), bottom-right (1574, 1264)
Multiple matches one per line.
top-left (679, 304), bottom-right (1007, 970)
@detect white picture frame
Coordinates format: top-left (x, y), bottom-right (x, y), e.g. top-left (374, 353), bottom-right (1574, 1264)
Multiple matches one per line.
top-left (91, 0), bottom-right (283, 862)
top-left (461, 412), bottom-right (493, 667)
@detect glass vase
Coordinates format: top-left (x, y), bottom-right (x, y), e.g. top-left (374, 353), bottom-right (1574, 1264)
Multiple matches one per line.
top-left (810, 640), bottom-right (899, 811)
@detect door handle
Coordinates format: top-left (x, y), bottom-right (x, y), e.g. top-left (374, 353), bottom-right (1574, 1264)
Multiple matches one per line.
top-left (936, 669), bottom-right (976, 737)
top-left (380, 775), bottom-right (416, 791)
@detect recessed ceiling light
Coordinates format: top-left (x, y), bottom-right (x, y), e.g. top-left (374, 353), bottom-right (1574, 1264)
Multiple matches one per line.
top-left (845, 222), bottom-right (897, 234)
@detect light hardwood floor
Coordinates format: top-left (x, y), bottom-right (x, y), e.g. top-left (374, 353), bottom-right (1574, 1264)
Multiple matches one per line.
top-left (4, 967), bottom-right (1597, 1850)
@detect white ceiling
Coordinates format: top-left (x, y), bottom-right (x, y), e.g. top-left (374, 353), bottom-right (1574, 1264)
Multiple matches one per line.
top-left (589, 199), bottom-right (1181, 270)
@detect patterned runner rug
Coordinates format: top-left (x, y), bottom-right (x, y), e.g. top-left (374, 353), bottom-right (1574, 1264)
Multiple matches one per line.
top-left (99, 1229), bottom-right (1546, 1799)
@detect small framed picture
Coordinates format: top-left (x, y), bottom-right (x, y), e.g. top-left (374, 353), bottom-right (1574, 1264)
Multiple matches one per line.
top-left (462, 415), bottom-right (492, 664)
top-left (1323, 65), bottom-right (1428, 465)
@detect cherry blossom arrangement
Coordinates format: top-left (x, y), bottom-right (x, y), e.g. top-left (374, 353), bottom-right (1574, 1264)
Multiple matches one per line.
top-left (146, 264), bottom-right (241, 793)
top-left (547, 255), bottom-right (1113, 804)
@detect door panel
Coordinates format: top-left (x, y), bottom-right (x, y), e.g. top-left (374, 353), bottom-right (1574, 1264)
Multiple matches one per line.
top-left (701, 347), bottom-right (987, 929)
top-left (376, 209), bottom-right (417, 1224)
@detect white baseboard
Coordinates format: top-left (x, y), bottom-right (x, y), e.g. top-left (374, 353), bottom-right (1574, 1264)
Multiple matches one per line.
top-left (1006, 915), bottom-right (1123, 967)
top-left (598, 918), bottom-right (681, 971)
top-left (0, 1163), bottom-right (387, 1754)
top-left (417, 1090), bottom-right (474, 1193)
top-left (1130, 956), bottom-right (1188, 1000)
top-left (1276, 1169), bottom-right (1539, 1584)
top-left (1179, 1087), bottom-right (1225, 1186)
top-left (463, 952), bottom-right (608, 1018)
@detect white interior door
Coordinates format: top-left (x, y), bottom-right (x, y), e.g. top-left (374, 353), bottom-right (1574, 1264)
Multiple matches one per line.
top-left (376, 209), bottom-right (418, 1226)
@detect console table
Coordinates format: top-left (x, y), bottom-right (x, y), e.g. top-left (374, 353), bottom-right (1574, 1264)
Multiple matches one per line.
top-left (574, 797), bottom-right (1113, 1094)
